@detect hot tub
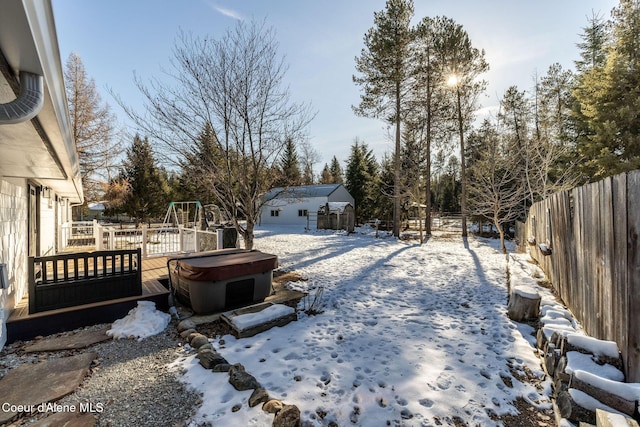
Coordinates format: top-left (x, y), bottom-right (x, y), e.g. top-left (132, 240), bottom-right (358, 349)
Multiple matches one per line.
top-left (167, 249), bottom-right (278, 314)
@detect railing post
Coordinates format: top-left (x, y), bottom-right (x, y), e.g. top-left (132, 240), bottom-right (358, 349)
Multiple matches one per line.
top-left (141, 225), bottom-right (148, 258)
top-left (28, 256), bottom-right (36, 314)
top-left (109, 229), bottom-right (115, 250)
top-left (217, 228), bottom-right (224, 250)
top-left (179, 226), bottom-right (184, 252)
top-left (195, 228), bottom-right (201, 252)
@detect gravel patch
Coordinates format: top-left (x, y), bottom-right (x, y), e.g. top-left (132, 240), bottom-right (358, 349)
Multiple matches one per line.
top-left (0, 323), bottom-right (201, 427)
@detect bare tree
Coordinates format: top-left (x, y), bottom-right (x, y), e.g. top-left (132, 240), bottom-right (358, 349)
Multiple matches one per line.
top-left (116, 21), bottom-right (313, 249)
top-left (467, 120), bottom-right (524, 254)
top-left (64, 52), bottom-right (119, 202)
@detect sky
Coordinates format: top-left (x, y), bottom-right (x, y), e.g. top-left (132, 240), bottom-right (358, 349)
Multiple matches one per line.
top-left (52, 0), bottom-right (619, 171)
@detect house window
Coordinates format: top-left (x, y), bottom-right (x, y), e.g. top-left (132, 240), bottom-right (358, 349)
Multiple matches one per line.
top-left (298, 209), bottom-right (308, 217)
top-left (270, 210), bottom-right (279, 217)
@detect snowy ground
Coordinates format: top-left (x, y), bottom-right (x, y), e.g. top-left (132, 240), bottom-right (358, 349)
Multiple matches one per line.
top-left (172, 225), bottom-right (552, 426)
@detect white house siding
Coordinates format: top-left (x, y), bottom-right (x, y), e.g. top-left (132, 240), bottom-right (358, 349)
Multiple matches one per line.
top-left (327, 186), bottom-right (355, 206)
top-left (260, 197), bottom-right (325, 226)
top-left (0, 178), bottom-right (28, 349)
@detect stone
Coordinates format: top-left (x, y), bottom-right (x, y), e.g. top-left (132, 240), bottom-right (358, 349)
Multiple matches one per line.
top-left (228, 363), bottom-right (260, 391)
top-left (180, 329), bottom-right (197, 339)
top-left (213, 364), bottom-right (232, 373)
top-left (177, 318), bottom-right (197, 332)
top-left (198, 343), bottom-right (214, 351)
top-left (190, 334), bottom-right (210, 349)
top-left (263, 399), bottom-right (284, 414)
top-left (196, 349), bottom-right (228, 370)
top-left (272, 404), bottom-right (301, 427)
top-left (249, 388), bottom-right (269, 408)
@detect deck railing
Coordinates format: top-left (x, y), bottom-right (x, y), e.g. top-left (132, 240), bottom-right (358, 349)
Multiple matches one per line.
top-left (60, 221), bottom-right (225, 257)
top-left (28, 248), bottom-right (142, 313)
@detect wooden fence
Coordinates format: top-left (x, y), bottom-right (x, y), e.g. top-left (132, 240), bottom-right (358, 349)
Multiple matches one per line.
top-left (518, 170), bottom-right (640, 382)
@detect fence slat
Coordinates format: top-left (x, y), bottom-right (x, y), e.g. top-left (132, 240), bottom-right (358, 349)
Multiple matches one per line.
top-left (626, 171), bottom-right (640, 382)
top-left (612, 173), bottom-right (629, 376)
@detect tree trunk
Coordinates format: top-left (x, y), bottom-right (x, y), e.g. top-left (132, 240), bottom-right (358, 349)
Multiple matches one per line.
top-left (556, 390), bottom-right (596, 424)
top-left (393, 81), bottom-right (401, 238)
top-left (507, 287), bottom-right (541, 321)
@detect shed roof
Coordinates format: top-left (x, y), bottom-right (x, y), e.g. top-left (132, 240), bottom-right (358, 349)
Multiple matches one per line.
top-left (263, 184), bottom-right (343, 201)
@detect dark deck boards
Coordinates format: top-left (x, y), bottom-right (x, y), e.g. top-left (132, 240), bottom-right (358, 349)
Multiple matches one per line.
top-left (6, 257), bottom-right (170, 343)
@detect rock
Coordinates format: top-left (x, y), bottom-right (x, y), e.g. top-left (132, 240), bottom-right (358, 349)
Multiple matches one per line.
top-left (213, 363), bottom-right (232, 373)
top-left (190, 334), bottom-right (209, 349)
top-left (228, 364), bottom-right (260, 391)
top-left (198, 343), bottom-right (214, 351)
top-left (177, 318), bottom-right (197, 332)
top-left (196, 349), bottom-right (228, 370)
top-left (272, 404), bottom-right (301, 427)
top-left (249, 387), bottom-right (269, 408)
top-left (180, 329), bottom-right (197, 339)
top-left (263, 399), bottom-right (284, 414)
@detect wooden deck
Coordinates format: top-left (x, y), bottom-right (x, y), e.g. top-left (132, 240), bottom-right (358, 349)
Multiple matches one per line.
top-left (6, 257), bottom-right (170, 343)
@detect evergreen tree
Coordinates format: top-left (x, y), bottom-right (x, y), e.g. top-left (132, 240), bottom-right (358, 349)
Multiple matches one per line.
top-left (320, 164), bottom-right (333, 184)
top-left (121, 135), bottom-right (170, 224)
top-left (573, 0), bottom-right (640, 179)
top-left (179, 122), bottom-right (221, 203)
top-left (345, 139), bottom-right (379, 223)
top-left (354, 0), bottom-right (414, 237)
top-left (329, 156), bottom-right (344, 183)
top-left (278, 138), bottom-right (302, 186)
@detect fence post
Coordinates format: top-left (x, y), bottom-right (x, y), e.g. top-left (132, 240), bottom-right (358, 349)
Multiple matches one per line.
top-left (179, 226), bottom-right (184, 252)
top-left (109, 229), bottom-right (115, 250)
top-left (141, 225), bottom-right (148, 258)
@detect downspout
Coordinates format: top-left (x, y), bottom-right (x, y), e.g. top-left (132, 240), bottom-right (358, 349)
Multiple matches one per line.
top-left (0, 71), bottom-right (44, 125)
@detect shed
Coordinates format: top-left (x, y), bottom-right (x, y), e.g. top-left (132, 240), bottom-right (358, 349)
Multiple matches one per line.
top-left (260, 184), bottom-right (355, 229)
top-left (317, 202), bottom-right (355, 232)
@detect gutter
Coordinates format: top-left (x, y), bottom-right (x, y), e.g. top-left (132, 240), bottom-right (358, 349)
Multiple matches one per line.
top-left (0, 71), bottom-right (44, 125)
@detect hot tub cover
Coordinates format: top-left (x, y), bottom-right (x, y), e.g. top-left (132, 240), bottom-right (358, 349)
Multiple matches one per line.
top-left (171, 250), bottom-right (278, 282)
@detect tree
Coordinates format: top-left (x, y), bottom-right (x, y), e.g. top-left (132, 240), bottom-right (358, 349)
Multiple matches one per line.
top-left (440, 22), bottom-right (489, 237)
top-left (64, 52), bottom-right (119, 202)
top-left (354, 0), bottom-right (414, 237)
top-left (179, 122), bottom-right (222, 204)
top-left (120, 135), bottom-right (170, 224)
top-left (277, 138), bottom-right (302, 187)
top-left (299, 140), bottom-right (319, 185)
top-left (118, 21), bottom-right (313, 249)
top-left (573, 1), bottom-right (640, 179)
top-left (320, 164), bottom-right (333, 184)
top-left (467, 120), bottom-right (524, 254)
top-left (345, 139), bottom-right (379, 223)
top-left (329, 156), bottom-right (344, 184)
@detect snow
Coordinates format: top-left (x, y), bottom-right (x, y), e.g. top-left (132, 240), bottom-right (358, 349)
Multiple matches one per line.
top-left (172, 226), bottom-right (553, 426)
top-left (565, 351), bottom-right (624, 382)
top-left (566, 334), bottom-right (620, 359)
top-left (107, 301), bottom-right (171, 341)
top-left (513, 286), bottom-right (539, 299)
top-left (231, 304), bottom-right (296, 330)
top-left (574, 370), bottom-right (640, 401)
top-left (568, 389), bottom-right (624, 416)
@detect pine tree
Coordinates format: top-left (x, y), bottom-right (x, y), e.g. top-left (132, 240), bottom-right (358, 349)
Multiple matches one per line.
top-left (277, 138), bottom-right (302, 186)
top-left (320, 164), bottom-right (333, 184)
top-left (329, 156), bottom-right (344, 184)
top-left (573, 0), bottom-right (640, 179)
top-left (354, 0), bottom-right (414, 237)
top-left (179, 122), bottom-right (222, 203)
top-left (121, 135), bottom-right (170, 224)
top-left (345, 139), bottom-right (379, 223)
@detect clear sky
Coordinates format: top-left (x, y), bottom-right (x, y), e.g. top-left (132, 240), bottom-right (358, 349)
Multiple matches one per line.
top-left (52, 0), bottom-right (619, 170)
